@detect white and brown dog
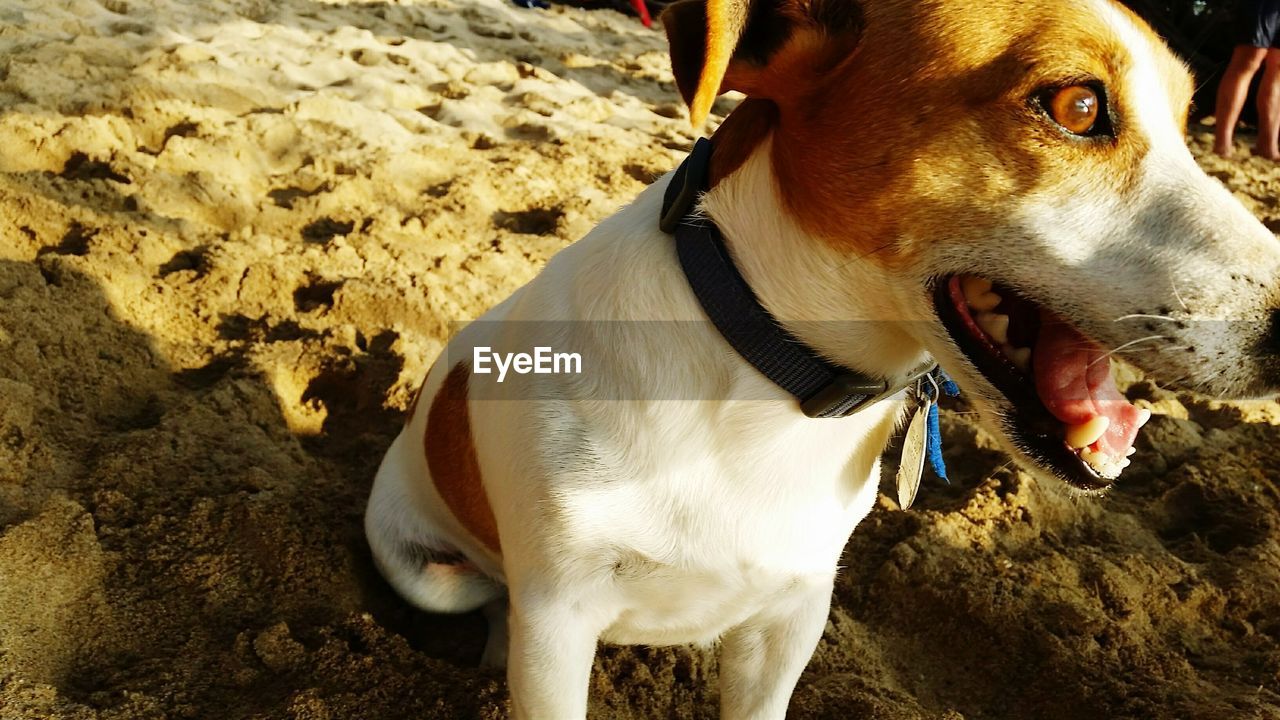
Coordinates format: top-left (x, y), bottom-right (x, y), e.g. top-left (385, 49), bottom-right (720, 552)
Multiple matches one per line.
top-left (366, 0), bottom-right (1280, 717)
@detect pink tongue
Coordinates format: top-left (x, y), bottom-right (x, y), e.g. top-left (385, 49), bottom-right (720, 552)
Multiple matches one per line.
top-left (1033, 312), bottom-right (1144, 461)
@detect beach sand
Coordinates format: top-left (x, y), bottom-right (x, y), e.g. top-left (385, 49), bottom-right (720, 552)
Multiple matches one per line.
top-left (1, 1), bottom-right (1278, 717)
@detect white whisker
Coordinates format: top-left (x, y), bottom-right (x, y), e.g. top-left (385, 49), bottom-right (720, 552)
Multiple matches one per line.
top-left (1114, 314), bottom-right (1179, 323)
top-left (1173, 283), bottom-right (1190, 312)
top-left (1088, 335), bottom-right (1168, 367)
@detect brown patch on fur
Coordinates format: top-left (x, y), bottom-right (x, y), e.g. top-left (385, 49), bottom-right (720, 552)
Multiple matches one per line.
top-left (669, 0), bottom-right (1192, 268)
top-left (750, 0), bottom-right (1178, 265)
top-left (425, 364), bottom-right (501, 553)
top-left (709, 98), bottom-right (778, 186)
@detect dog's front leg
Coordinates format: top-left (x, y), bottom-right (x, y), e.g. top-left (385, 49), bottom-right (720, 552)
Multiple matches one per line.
top-left (717, 574), bottom-right (835, 720)
top-left (506, 586), bottom-right (601, 720)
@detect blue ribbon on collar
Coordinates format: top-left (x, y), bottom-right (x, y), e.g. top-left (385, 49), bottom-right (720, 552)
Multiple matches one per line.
top-left (924, 369), bottom-right (961, 482)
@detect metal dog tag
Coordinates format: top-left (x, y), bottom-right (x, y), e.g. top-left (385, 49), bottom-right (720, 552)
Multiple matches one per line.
top-left (896, 393), bottom-right (931, 510)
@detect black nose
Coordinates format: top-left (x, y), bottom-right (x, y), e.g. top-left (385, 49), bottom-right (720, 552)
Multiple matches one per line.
top-left (1266, 308), bottom-right (1280, 357)
top-left (1262, 308), bottom-right (1280, 387)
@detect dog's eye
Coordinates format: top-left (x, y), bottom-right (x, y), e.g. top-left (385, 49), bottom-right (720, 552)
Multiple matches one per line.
top-left (1046, 85), bottom-right (1101, 135)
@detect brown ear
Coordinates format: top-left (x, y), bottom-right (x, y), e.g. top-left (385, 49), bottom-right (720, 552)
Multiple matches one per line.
top-left (661, 0), bottom-right (864, 128)
top-left (662, 1), bottom-right (710, 116)
top-left (661, 0), bottom-right (750, 127)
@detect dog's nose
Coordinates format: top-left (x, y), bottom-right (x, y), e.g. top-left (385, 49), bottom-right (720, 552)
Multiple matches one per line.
top-left (1262, 308), bottom-right (1280, 387)
top-left (1266, 308), bottom-right (1280, 354)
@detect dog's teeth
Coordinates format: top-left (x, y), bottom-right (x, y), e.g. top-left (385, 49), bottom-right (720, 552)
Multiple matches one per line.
top-left (1136, 408), bottom-right (1152, 428)
top-left (1003, 345), bottom-right (1032, 371)
top-left (961, 277), bottom-right (1001, 311)
top-left (1080, 447), bottom-right (1111, 475)
top-left (975, 312), bottom-right (1010, 345)
top-left (1065, 416), bottom-right (1110, 449)
top-left (970, 292), bottom-right (1002, 312)
top-left (1126, 447), bottom-right (1137, 457)
top-left (1080, 446), bottom-right (1126, 478)
top-left (961, 276), bottom-right (993, 297)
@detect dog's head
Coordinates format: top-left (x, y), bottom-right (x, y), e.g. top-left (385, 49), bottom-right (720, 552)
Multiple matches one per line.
top-left (663, 0), bottom-right (1280, 491)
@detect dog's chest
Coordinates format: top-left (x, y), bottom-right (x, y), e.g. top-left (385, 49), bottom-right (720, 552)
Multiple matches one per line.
top-left (582, 439), bottom-right (886, 647)
top-left (599, 553), bottom-right (822, 646)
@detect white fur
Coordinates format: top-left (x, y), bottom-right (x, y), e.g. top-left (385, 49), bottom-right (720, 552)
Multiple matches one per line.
top-left (365, 2), bottom-right (1280, 717)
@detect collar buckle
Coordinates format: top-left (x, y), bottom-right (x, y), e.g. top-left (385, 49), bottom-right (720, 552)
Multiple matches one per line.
top-left (800, 373), bottom-right (889, 418)
top-left (800, 360), bottom-right (940, 419)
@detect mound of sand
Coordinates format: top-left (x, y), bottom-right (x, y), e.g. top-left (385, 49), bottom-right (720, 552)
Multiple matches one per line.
top-left (0, 1), bottom-right (1277, 718)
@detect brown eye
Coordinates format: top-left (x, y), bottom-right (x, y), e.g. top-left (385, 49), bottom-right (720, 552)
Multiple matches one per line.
top-left (1048, 85), bottom-right (1100, 135)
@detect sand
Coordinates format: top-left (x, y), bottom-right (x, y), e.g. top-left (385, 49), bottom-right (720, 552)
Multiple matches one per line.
top-left (0, 1), bottom-right (1278, 718)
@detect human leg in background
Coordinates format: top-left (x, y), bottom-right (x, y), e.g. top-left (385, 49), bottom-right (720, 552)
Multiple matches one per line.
top-left (1256, 48), bottom-right (1280, 159)
top-left (1215, 45), bottom-right (1269, 158)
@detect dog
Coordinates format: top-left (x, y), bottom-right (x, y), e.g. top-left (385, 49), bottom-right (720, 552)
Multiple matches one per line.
top-left (365, 0), bottom-right (1280, 716)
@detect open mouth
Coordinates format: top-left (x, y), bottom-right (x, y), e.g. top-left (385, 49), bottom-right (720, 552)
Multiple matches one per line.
top-left (934, 276), bottom-right (1151, 490)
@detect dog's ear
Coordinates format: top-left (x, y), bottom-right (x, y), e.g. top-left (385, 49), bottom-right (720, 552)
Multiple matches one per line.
top-left (661, 0), bottom-right (864, 127)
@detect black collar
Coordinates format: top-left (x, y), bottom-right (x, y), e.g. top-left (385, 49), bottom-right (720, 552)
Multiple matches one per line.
top-left (660, 138), bottom-right (936, 419)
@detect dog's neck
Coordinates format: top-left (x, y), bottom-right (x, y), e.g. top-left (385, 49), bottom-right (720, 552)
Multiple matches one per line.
top-left (699, 139), bottom-right (930, 382)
